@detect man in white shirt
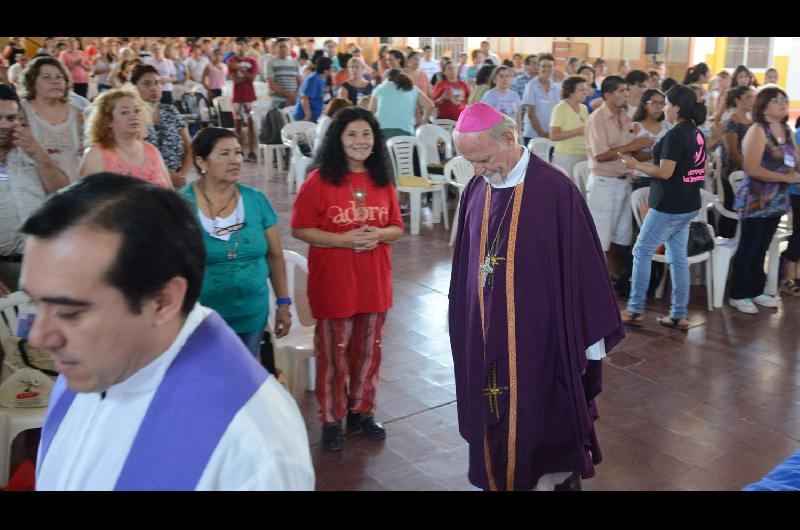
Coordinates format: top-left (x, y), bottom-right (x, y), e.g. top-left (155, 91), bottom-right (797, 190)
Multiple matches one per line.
top-left (419, 46), bottom-right (440, 81)
top-left (21, 173), bottom-right (314, 490)
top-left (480, 41), bottom-right (501, 68)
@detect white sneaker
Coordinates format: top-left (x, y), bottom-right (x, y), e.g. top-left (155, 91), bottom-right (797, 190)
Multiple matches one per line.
top-left (729, 298), bottom-right (759, 314)
top-left (752, 293), bottom-right (778, 308)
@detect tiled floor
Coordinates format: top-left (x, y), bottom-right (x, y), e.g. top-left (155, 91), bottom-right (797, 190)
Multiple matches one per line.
top-left (239, 160), bottom-right (800, 491)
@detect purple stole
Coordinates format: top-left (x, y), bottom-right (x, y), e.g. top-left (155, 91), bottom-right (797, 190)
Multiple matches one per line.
top-left (40, 311), bottom-right (269, 490)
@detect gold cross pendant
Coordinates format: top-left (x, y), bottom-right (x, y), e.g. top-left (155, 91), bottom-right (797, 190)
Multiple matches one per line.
top-left (481, 362), bottom-right (508, 419)
top-left (480, 255), bottom-right (506, 289)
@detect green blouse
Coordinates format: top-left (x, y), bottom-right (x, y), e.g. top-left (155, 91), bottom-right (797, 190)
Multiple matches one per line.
top-left (181, 182), bottom-right (279, 333)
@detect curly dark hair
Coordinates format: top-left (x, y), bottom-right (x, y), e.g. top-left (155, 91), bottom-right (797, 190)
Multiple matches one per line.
top-left (311, 107), bottom-right (392, 188)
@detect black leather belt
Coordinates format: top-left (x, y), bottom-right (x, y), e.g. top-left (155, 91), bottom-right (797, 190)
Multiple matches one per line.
top-left (0, 254), bottom-right (23, 263)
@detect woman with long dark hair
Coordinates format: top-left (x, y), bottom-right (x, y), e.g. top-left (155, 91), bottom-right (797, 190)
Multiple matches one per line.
top-left (291, 107), bottom-right (403, 452)
top-left (617, 84), bottom-right (709, 330)
top-left (368, 68), bottom-right (433, 139)
top-left (728, 86), bottom-right (800, 312)
top-left (730, 65), bottom-right (758, 89)
top-left (718, 86), bottom-right (755, 238)
top-left (682, 62), bottom-right (710, 85)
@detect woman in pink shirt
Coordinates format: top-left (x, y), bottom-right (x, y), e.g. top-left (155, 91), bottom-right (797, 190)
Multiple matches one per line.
top-left (58, 37), bottom-right (91, 99)
top-left (203, 49), bottom-right (229, 101)
top-left (78, 87), bottom-right (171, 188)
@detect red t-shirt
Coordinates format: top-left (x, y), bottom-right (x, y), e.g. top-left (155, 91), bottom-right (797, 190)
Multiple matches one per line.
top-left (433, 80), bottom-right (470, 121)
top-left (226, 55), bottom-right (260, 103)
top-left (291, 169), bottom-right (403, 319)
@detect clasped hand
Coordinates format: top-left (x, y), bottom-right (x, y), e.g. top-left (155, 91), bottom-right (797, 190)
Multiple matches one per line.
top-left (342, 225), bottom-right (380, 252)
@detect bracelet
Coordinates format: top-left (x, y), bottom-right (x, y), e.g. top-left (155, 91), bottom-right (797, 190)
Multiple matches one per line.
top-left (276, 297), bottom-right (292, 305)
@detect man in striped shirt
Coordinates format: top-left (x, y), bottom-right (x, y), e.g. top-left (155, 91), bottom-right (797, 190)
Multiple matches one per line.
top-left (266, 38), bottom-right (302, 109)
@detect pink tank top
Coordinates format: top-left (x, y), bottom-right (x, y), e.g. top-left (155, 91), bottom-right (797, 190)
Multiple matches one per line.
top-left (100, 142), bottom-right (170, 188)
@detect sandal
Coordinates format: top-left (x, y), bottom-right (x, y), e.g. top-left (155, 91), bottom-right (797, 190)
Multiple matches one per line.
top-left (620, 310), bottom-right (644, 328)
top-left (657, 316), bottom-right (689, 331)
top-left (780, 279), bottom-right (800, 297)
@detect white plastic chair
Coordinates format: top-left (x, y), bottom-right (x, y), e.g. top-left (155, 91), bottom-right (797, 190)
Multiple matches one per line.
top-left (255, 105), bottom-right (291, 181)
top-left (253, 81), bottom-right (269, 100)
top-left (527, 137), bottom-right (553, 162)
top-left (416, 124), bottom-right (453, 185)
top-left (432, 118), bottom-right (457, 135)
top-left (279, 106), bottom-right (295, 124)
top-left (700, 189), bottom-right (741, 308)
top-left (0, 292), bottom-right (47, 488)
top-left (572, 160), bottom-right (591, 199)
top-left (280, 122), bottom-right (317, 192)
top-left (386, 136), bottom-right (449, 236)
top-left (444, 157), bottom-right (474, 246)
top-left (221, 80), bottom-right (233, 98)
top-left (312, 115), bottom-right (332, 156)
top-left (269, 251), bottom-right (316, 395)
top-left (211, 95), bottom-right (235, 129)
top-left (630, 188), bottom-right (714, 311)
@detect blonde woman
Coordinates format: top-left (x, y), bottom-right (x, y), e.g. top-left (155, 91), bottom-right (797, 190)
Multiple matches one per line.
top-left (78, 87), bottom-right (171, 188)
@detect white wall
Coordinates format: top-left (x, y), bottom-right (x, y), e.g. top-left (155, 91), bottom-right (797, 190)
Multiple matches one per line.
top-left (787, 38), bottom-right (800, 101)
top-left (693, 37), bottom-right (715, 65)
top-left (773, 37), bottom-right (792, 56)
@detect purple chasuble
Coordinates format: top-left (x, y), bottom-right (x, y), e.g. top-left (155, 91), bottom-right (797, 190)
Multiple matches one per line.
top-left (40, 311), bottom-right (269, 490)
top-left (448, 154), bottom-right (625, 491)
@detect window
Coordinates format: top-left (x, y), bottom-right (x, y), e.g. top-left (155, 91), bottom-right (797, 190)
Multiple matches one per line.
top-left (725, 37), bottom-right (772, 69)
top-left (418, 37), bottom-right (467, 59)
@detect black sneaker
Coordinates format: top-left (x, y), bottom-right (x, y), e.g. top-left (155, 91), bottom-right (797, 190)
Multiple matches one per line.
top-left (321, 421), bottom-right (344, 452)
top-left (347, 412), bottom-right (386, 440)
top-left (553, 471), bottom-right (582, 491)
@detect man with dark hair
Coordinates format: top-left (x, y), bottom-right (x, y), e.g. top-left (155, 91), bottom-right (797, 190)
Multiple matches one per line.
top-left (419, 45), bottom-right (439, 81)
top-left (624, 70), bottom-right (648, 118)
top-left (267, 38), bottom-right (302, 109)
top-left (0, 84), bottom-right (69, 296)
top-left (479, 40), bottom-right (501, 67)
top-left (293, 56), bottom-right (333, 122)
top-left (585, 76), bottom-right (654, 264)
top-left (22, 173), bottom-right (314, 490)
top-left (227, 37), bottom-right (260, 161)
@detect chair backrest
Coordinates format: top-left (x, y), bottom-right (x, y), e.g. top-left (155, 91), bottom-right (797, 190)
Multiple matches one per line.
top-left (281, 121), bottom-right (317, 148)
top-left (0, 291), bottom-right (31, 346)
top-left (268, 250), bottom-right (309, 328)
top-left (250, 99), bottom-right (273, 139)
top-left (222, 80), bottom-right (233, 98)
top-left (432, 119), bottom-right (457, 135)
top-left (313, 115), bottom-right (332, 155)
top-left (729, 170), bottom-right (745, 194)
top-left (443, 156), bottom-right (473, 186)
top-left (630, 186), bottom-right (650, 228)
top-left (386, 136), bottom-right (426, 179)
top-left (527, 137), bottom-right (553, 161)
top-left (253, 81), bottom-right (269, 99)
top-left (212, 96), bottom-right (235, 128)
top-left (415, 124), bottom-right (452, 165)
top-left (280, 106), bottom-right (295, 124)
top-left (573, 160), bottom-right (591, 197)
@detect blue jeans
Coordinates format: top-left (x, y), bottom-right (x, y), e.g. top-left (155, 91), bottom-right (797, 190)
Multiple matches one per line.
top-left (237, 331), bottom-right (263, 358)
top-left (627, 208), bottom-right (698, 319)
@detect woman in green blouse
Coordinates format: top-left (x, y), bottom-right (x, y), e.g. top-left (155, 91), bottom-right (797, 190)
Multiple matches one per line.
top-left (181, 127), bottom-right (291, 355)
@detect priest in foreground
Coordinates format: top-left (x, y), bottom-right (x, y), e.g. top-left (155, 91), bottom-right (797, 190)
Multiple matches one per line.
top-left (448, 103), bottom-right (625, 491)
top-left (20, 173), bottom-right (314, 491)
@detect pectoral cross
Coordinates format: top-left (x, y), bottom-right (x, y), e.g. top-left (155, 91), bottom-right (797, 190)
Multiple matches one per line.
top-left (482, 362), bottom-right (508, 419)
top-left (480, 255), bottom-right (506, 289)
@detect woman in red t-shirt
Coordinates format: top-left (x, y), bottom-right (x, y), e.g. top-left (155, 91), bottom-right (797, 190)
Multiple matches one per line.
top-left (432, 61), bottom-right (470, 122)
top-left (292, 107), bottom-right (403, 452)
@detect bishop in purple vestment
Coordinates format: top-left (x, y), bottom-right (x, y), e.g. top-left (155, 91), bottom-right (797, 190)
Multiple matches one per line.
top-left (448, 104), bottom-right (625, 491)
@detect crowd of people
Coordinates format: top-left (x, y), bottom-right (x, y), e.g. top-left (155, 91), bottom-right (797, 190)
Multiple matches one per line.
top-left (1, 35), bottom-right (799, 491)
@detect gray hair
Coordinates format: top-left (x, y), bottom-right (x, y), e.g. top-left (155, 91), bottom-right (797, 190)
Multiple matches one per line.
top-left (453, 113), bottom-right (518, 145)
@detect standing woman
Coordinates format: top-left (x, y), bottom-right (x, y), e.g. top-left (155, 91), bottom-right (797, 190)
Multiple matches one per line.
top-left (728, 86), bottom-right (800, 313)
top-left (131, 64), bottom-right (192, 188)
top-left (291, 107), bottom-right (403, 452)
top-left (549, 75), bottom-right (590, 180)
top-left (578, 65), bottom-right (603, 112)
top-left (629, 88), bottom-right (671, 190)
top-left (78, 87), bottom-right (171, 188)
top-left (58, 37), bottom-right (91, 98)
top-left (182, 127), bottom-right (292, 355)
top-left (468, 64), bottom-right (495, 105)
top-left (432, 60), bottom-right (470, 122)
top-left (92, 42), bottom-right (115, 94)
top-left (368, 69), bottom-right (433, 139)
top-left (202, 48), bottom-right (229, 101)
top-left (617, 84), bottom-right (709, 330)
top-left (145, 43), bottom-right (177, 105)
top-left (718, 86), bottom-right (754, 237)
top-left (19, 56), bottom-right (84, 182)
top-left (336, 57), bottom-right (373, 107)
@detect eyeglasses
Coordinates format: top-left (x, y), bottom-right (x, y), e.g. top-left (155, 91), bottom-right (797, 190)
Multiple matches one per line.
top-left (770, 96), bottom-right (788, 104)
top-left (646, 101), bottom-right (665, 108)
top-left (214, 221), bottom-right (245, 236)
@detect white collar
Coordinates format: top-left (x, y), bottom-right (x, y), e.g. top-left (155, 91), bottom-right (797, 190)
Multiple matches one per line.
top-left (482, 147), bottom-right (529, 189)
top-left (103, 304), bottom-right (212, 399)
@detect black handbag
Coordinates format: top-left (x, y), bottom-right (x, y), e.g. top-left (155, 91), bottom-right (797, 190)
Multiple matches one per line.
top-left (687, 222), bottom-right (714, 257)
